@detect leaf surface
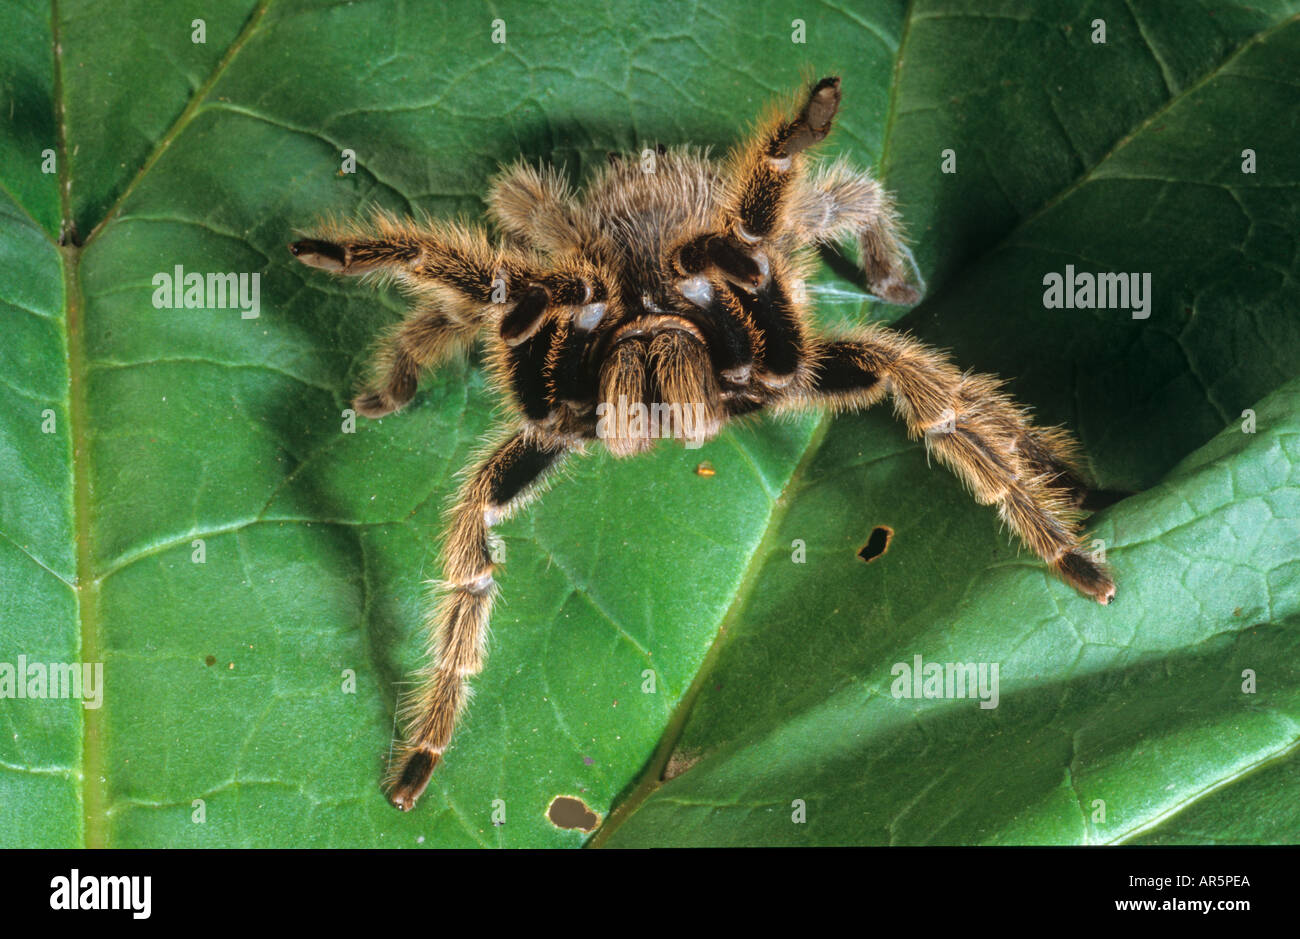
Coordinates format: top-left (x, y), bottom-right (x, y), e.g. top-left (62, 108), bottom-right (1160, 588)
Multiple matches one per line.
top-left (1, 0), bottom-right (1296, 847)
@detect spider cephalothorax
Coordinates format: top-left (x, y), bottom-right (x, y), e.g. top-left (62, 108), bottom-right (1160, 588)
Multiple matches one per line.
top-left (289, 76), bottom-right (1115, 812)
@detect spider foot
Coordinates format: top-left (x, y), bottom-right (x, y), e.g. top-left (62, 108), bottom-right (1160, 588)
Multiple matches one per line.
top-left (1054, 550), bottom-right (1116, 605)
top-left (387, 747), bottom-right (439, 812)
top-left (289, 238), bottom-right (348, 272)
top-left (778, 76), bottom-right (841, 159)
top-left (871, 274), bottom-right (920, 306)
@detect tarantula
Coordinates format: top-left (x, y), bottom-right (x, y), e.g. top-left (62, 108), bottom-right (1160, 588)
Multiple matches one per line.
top-left (289, 76), bottom-right (1115, 812)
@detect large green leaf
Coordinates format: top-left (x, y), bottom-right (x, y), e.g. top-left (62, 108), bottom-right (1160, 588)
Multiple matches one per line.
top-left (1, 0), bottom-right (1297, 847)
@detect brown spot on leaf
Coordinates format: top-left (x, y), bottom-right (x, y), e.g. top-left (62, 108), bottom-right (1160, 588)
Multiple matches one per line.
top-left (547, 795), bottom-right (599, 832)
top-left (662, 747), bottom-right (703, 782)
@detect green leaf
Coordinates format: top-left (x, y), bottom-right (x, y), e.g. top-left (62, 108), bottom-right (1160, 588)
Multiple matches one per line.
top-left (1, 0), bottom-right (1297, 847)
top-left (598, 379), bottom-right (1300, 845)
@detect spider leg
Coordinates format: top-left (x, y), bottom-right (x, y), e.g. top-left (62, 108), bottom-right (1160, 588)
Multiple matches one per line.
top-left (786, 159), bottom-right (920, 305)
top-left (546, 316), bottom-right (599, 412)
top-left (668, 77), bottom-right (847, 388)
top-left (670, 76), bottom-right (842, 281)
top-left (289, 215), bottom-right (600, 317)
top-left (494, 265), bottom-right (612, 423)
top-left (501, 296), bottom-right (562, 423)
top-left (726, 271), bottom-right (807, 385)
top-left (726, 75), bottom-right (843, 242)
top-left (290, 215), bottom-right (516, 301)
top-left (670, 244), bottom-right (807, 387)
top-left (292, 214), bottom-right (613, 418)
top-left (388, 428), bottom-right (575, 811)
top-left (291, 216), bottom-right (520, 417)
top-left (792, 327), bottom-right (1114, 603)
top-left (487, 161), bottom-right (592, 254)
top-left (353, 296), bottom-right (480, 417)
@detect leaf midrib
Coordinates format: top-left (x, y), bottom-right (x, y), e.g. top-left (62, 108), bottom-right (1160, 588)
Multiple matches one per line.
top-left (50, 0), bottom-right (273, 849)
top-left (48, 0), bottom-right (106, 852)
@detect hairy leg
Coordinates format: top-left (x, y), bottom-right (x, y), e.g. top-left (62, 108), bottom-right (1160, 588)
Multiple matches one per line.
top-left (353, 295), bottom-right (481, 417)
top-left (290, 213), bottom-right (515, 299)
top-left (672, 77), bottom-right (907, 387)
top-left (725, 75), bottom-right (843, 242)
top-left (388, 428), bottom-right (575, 811)
top-left (786, 158), bottom-right (920, 305)
top-left (290, 212), bottom-right (609, 318)
top-left (290, 215), bottom-right (514, 417)
top-left (487, 161), bottom-right (593, 254)
top-left (292, 214), bottom-right (613, 418)
top-left (794, 326), bottom-right (1114, 602)
top-left (671, 76), bottom-right (842, 283)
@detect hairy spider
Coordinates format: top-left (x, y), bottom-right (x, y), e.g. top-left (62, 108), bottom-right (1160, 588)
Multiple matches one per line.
top-left (289, 76), bottom-right (1115, 812)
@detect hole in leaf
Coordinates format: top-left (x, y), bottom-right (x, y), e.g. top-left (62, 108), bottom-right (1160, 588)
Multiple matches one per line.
top-left (858, 526), bottom-right (893, 563)
top-left (547, 795), bottom-right (599, 832)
